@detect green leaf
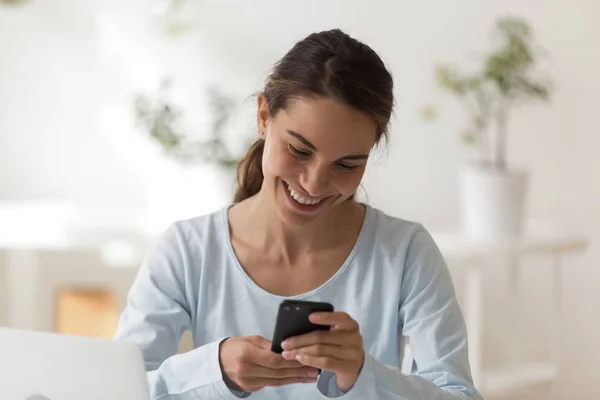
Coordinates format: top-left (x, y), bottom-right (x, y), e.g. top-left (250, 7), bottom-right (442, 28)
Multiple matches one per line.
top-left (462, 130), bottom-right (479, 145)
top-left (419, 105), bottom-right (438, 121)
top-left (496, 16), bottom-right (531, 41)
top-left (512, 77), bottom-right (551, 101)
top-left (0, 0), bottom-right (31, 6)
top-left (435, 65), bottom-right (467, 94)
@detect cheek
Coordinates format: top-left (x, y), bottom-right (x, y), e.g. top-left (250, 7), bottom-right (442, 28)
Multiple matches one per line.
top-left (335, 171), bottom-right (365, 196)
top-left (262, 140), bottom-right (298, 178)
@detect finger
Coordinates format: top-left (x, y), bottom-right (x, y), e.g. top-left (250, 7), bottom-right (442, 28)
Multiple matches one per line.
top-left (282, 344), bottom-right (360, 362)
top-left (294, 353), bottom-right (347, 372)
top-left (281, 330), bottom-right (358, 351)
top-left (309, 312), bottom-right (360, 331)
top-left (250, 348), bottom-right (305, 369)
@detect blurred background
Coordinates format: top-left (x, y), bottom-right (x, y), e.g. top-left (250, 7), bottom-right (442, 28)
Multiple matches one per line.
top-left (0, 1), bottom-right (598, 399)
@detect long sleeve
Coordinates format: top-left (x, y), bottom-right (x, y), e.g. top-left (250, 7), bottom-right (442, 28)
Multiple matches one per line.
top-left (316, 225), bottom-right (483, 400)
top-left (114, 224), bottom-right (240, 400)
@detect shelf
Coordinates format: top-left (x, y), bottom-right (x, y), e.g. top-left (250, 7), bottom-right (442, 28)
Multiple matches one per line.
top-left (483, 362), bottom-right (557, 396)
top-left (432, 231), bottom-right (588, 262)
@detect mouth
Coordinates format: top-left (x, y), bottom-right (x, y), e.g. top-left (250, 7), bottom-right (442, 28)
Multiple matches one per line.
top-left (281, 180), bottom-right (329, 213)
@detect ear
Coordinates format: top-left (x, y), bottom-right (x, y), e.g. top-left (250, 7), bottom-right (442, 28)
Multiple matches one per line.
top-left (256, 93), bottom-right (270, 136)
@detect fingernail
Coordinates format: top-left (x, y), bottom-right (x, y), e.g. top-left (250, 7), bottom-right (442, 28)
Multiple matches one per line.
top-left (296, 354), bottom-right (305, 362)
top-left (281, 351), bottom-right (291, 359)
top-left (281, 341), bottom-right (289, 349)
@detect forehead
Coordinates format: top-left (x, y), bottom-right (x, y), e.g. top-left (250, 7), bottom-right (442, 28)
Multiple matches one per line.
top-left (273, 96), bottom-right (377, 154)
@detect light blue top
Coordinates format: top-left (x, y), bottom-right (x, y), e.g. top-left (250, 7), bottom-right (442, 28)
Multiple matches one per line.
top-left (115, 205), bottom-right (482, 400)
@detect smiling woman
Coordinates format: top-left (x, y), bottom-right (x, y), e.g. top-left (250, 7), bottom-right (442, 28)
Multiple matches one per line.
top-left (249, 95), bottom-right (381, 228)
top-left (234, 30), bottom-right (392, 207)
top-left (115, 28), bottom-right (483, 400)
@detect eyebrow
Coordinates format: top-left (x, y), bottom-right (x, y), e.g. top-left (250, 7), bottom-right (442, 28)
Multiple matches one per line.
top-left (286, 129), bottom-right (370, 161)
top-left (287, 129), bottom-right (317, 151)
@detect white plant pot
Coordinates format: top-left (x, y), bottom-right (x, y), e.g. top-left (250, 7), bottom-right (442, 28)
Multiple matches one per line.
top-left (459, 164), bottom-right (529, 240)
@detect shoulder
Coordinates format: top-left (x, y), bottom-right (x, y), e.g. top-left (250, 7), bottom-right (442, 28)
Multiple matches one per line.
top-left (148, 207), bottom-right (229, 262)
top-left (365, 207), bottom-right (450, 291)
top-left (139, 207), bottom-right (230, 293)
top-left (364, 206), bottom-right (444, 269)
top-left (167, 207), bottom-right (228, 242)
top-left (366, 206), bottom-right (434, 249)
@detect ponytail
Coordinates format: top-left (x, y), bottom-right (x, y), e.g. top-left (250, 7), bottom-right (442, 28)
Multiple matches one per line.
top-left (233, 139), bottom-right (265, 203)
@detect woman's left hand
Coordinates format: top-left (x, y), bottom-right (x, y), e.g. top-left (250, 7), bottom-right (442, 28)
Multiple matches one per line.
top-left (280, 312), bottom-right (365, 393)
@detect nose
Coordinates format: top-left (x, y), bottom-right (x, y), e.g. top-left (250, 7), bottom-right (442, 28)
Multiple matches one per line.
top-left (299, 162), bottom-right (331, 198)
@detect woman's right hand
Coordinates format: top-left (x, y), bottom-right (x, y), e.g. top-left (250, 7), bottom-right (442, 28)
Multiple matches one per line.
top-left (218, 335), bottom-right (320, 393)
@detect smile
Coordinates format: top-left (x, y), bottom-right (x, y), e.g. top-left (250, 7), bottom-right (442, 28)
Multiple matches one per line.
top-left (282, 181), bottom-right (328, 211)
top-left (286, 184), bottom-right (322, 205)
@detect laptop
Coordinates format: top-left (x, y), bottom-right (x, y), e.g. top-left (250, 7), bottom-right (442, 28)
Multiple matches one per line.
top-left (0, 327), bottom-right (149, 400)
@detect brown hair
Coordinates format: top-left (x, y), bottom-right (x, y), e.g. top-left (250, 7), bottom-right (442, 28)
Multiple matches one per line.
top-left (234, 28), bottom-right (394, 203)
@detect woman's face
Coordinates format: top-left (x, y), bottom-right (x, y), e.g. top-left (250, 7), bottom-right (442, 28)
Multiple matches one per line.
top-left (257, 94), bottom-right (377, 227)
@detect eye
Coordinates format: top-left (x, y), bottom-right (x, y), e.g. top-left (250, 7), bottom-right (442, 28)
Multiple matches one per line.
top-left (336, 163), bottom-right (360, 172)
top-left (287, 143), bottom-right (311, 158)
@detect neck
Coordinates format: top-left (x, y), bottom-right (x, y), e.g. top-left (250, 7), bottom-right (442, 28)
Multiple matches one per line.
top-left (232, 189), bottom-right (364, 265)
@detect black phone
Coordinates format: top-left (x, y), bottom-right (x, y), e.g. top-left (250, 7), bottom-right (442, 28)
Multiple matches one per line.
top-left (271, 299), bottom-right (334, 354)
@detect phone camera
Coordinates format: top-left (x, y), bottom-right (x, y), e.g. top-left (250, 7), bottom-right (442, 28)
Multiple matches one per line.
top-left (284, 306), bottom-right (290, 311)
top-left (295, 307), bottom-right (300, 311)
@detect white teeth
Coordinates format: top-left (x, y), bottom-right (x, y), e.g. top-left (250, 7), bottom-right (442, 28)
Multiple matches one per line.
top-left (286, 184), bottom-right (321, 205)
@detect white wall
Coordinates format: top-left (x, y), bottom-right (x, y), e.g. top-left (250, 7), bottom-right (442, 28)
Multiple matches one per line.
top-left (0, 2), bottom-right (140, 210)
top-left (2, 0), bottom-right (598, 225)
top-left (0, 256), bottom-right (7, 327)
top-left (1, 1), bottom-right (599, 398)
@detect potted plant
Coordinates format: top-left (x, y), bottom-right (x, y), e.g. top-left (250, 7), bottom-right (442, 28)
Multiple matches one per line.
top-left (134, 79), bottom-right (243, 171)
top-left (134, 79), bottom-right (251, 229)
top-left (423, 16), bottom-right (552, 239)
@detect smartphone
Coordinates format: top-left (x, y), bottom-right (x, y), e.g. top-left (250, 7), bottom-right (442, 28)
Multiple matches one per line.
top-left (271, 299), bottom-right (334, 354)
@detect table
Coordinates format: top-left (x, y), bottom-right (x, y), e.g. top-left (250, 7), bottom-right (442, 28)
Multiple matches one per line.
top-left (0, 201), bottom-right (152, 331)
top-left (431, 228), bottom-right (588, 398)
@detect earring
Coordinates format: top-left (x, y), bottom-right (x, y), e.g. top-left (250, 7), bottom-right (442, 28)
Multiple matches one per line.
top-left (259, 131), bottom-right (265, 138)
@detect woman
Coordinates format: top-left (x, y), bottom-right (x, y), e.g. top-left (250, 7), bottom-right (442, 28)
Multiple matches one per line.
top-left (115, 29), bottom-right (482, 400)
